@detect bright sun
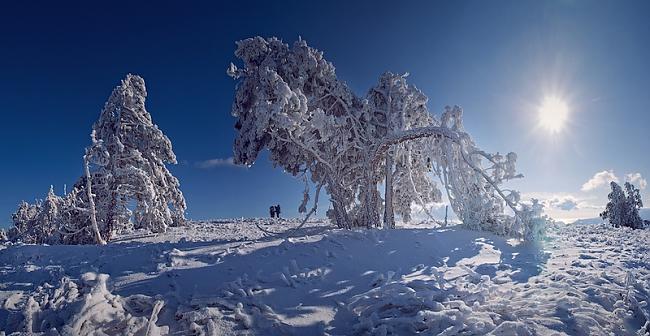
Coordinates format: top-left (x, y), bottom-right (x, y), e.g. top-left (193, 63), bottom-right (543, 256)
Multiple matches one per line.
top-left (538, 96), bottom-right (569, 133)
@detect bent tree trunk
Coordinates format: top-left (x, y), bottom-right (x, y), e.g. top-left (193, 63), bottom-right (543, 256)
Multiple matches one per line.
top-left (326, 175), bottom-right (351, 229)
top-left (83, 155), bottom-right (106, 245)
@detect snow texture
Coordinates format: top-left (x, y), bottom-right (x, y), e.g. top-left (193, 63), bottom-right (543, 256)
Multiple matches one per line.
top-left (2, 219), bottom-right (648, 335)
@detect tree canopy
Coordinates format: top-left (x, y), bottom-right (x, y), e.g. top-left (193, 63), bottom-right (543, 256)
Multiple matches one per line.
top-left (229, 37), bottom-right (546, 240)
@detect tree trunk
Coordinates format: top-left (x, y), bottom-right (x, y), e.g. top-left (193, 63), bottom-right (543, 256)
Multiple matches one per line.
top-left (362, 167), bottom-right (381, 228)
top-left (326, 175), bottom-right (351, 229)
top-left (84, 155), bottom-right (106, 245)
top-left (368, 125), bottom-right (521, 225)
top-left (331, 201), bottom-right (349, 229)
top-left (383, 152), bottom-right (395, 229)
top-left (444, 205), bottom-right (448, 227)
top-left (105, 182), bottom-right (118, 241)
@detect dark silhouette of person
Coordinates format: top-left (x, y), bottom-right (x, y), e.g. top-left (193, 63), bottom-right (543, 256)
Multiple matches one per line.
top-left (275, 204), bottom-right (281, 219)
top-left (269, 205), bottom-right (276, 218)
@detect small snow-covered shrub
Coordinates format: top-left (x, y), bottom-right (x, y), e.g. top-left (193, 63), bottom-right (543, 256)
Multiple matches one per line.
top-left (510, 198), bottom-right (549, 242)
top-left (8, 187), bottom-right (62, 244)
top-left (2, 273), bottom-right (167, 335)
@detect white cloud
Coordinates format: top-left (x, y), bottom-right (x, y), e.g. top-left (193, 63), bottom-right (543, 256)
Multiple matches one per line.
top-left (521, 192), bottom-right (603, 222)
top-left (196, 157), bottom-right (242, 169)
top-left (626, 173), bottom-right (647, 189)
top-left (553, 197), bottom-right (579, 211)
top-left (535, 195), bottom-right (581, 211)
top-left (581, 170), bottom-right (619, 192)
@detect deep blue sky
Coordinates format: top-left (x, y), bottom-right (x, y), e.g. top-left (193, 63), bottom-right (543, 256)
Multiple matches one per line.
top-left (1, 0), bottom-right (649, 226)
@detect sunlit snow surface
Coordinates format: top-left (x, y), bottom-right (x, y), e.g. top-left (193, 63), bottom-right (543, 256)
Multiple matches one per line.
top-left (1, 219), bottom-right (649, 335)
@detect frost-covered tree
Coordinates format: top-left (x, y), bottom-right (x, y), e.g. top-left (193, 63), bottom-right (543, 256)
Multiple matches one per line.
top-left (8, 184), bottom-right (95, 245)
top-left (7, 187), bottom-right (61, 244)
top-left (8, 200), bottom-right (44, 244)
top-left (623, 182), bottom-right (644, 229)
top-left (601, 181), bottom-right (644, 229)
top-left (228, 37), bottom-right (545, 240)
top-left (8, 75), bottom-right (187, 245)
top-left (54, 179), bottom-right (108, 245)
top-left (8, 201), bottom-right (38, 241)
top-left (600, 182), bottom-right (626, 228)
top-left (428, 106), bottom-right (524, 236)
top-left (624, 182), bottom-right (643, 211)
top-left (364, 72), bottom-right (441, 228)
top-left (84, 74), bottom-right (187, 241)
top-left (228, 37), bottom-right (367, 229)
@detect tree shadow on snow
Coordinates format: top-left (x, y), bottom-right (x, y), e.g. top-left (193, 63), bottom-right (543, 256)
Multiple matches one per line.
top-left (470, 235), bottom-right (549, 283)
top-left (114, 227), bottom-right (548, 334)
top-left (0, 223), bottom-right (333, 292)
top-left (0, 226), bottom-right (548, 334)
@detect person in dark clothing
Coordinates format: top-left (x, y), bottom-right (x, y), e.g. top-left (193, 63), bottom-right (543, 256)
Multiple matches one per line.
top-left (275, 204), bottom-right (281, 219)
top-left (269, 205), bottom-right (276, 218)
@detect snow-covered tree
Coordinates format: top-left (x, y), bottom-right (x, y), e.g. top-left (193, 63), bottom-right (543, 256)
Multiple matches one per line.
top-left (54, 179), bottom-right (107, 245)
top-left (600, 182), bottom-right (626, 228)
top-left (623, 182), bottom-right (644, 229)
top-left (427, 106), bottom-right (525, 236)
top-left (364, 72), bottom-right (441, 228)
top-left (228, 37), bottom-right (367, 229)
top-left (601, 182), bottom-right (644, 229)
top-left (7, 187), bottom-right (63, 244)
top-left (83, 74), bottom-right (187, 241)
top-left (624, 182), bottom-right (643, 211)
top-left (601, 181), bottom-right (644, 229)
top-left (8, 75), bottom-right (187, 245)
top-left (228, 37), bottom-right (545, 240)
top-left (8, 200), bottom-right (45, 244)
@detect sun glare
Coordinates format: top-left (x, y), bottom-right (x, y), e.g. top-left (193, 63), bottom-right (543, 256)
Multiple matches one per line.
top-left (538, 96), bottom-right (569, 133)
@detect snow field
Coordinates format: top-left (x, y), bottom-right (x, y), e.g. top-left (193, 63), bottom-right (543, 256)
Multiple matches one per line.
top-left (1, 219), bottom-right (648, 335)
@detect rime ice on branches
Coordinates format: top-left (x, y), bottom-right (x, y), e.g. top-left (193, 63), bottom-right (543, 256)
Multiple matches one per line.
top-left (229, 37), bottom-right (547, 240)
top-left (8, 75), bottom-right (187, 245)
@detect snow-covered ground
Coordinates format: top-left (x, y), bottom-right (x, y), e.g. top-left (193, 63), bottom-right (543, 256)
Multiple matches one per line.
top-left (1, 219), bottom-right (649, 335)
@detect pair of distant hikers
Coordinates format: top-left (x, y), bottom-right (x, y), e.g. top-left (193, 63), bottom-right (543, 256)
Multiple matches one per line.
top-left (269, 204), bottom-right (281, 218)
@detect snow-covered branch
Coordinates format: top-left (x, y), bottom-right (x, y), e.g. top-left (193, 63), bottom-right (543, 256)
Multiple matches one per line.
top-left (228, 37), bottom-right (546, 240)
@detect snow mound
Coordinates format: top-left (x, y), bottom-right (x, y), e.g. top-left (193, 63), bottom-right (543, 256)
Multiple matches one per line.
top-left (4, 272), bottom-right (167, 336)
